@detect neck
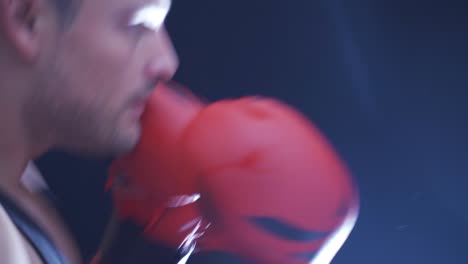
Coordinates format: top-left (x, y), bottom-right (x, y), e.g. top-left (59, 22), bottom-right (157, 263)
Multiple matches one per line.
top-left (0, 84), bottom-right (50, 188)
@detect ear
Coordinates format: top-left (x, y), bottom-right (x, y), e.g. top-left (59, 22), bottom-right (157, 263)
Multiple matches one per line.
top-left (0, 0), bottom-right (43, 62)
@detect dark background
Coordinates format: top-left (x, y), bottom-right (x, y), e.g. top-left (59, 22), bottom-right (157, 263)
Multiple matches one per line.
top-left (36, 0), bottom-right (468, 263)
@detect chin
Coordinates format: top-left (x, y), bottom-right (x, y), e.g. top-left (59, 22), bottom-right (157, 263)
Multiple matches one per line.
top-left (57, 123), bottom-right (141, 158)
top-left (113, 127), bottom-right (142, 155)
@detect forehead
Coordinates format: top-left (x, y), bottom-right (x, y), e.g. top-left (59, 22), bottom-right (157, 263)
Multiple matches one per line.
top-left (79, 0), bottom-right (171, 17)
top-left (73, 0), bottom-right (172, 30)
top-left (125, 0), bottom-right (171, 13)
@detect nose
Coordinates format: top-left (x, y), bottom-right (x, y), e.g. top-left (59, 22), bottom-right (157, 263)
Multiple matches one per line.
top-left (145, 28), bottom-right (179, 82)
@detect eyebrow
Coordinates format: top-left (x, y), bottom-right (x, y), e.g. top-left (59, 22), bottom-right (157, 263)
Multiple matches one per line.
top-left (127, 1), bottom-right (172, 30)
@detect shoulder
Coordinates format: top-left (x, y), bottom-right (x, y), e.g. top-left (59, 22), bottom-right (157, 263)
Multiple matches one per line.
top-left (0, 204), bottom-right (33, 264)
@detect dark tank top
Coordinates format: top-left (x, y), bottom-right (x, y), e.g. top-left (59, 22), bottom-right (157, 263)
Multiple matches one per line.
top-left (0, 191), bottom-right (68, 264)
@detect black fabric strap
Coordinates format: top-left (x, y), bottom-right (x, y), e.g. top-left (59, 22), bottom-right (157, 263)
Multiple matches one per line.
top-left (0, 191), bottom-right (68, 264)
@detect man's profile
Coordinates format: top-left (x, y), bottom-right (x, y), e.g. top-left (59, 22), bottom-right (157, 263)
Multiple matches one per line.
top-left (0, 0), bottom-right (178, 262)
top-left (0, 1), bottom-right (359, 263)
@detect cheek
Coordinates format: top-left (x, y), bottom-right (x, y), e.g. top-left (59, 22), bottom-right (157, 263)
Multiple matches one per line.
top-left (79, 18), bottom-right (144, 73)
top-left (60, 32), bottom-right (143, 114)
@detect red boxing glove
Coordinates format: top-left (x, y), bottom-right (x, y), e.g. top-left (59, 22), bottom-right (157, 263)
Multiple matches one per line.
top-left (108, 90), bottom-right (359, 264)
top-left (107, 82), bottom-right (206, 248)
top-left (178, 97), bottom-right (359, 264)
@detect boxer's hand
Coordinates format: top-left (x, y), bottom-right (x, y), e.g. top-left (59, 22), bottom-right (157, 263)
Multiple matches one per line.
top-left (107, 82), bottom-right (204, 223)
top-left (102, 91), bottom-right (359, 264)
top-left (98, 82), bottom-right (206, 264)
top-left (178, 97), bottom-right (359, 264)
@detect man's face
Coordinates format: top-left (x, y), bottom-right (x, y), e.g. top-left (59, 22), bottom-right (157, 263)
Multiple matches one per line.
top-left (31, 0), bottom-right (178, 156)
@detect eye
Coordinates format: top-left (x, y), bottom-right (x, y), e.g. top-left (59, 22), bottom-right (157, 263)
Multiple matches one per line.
top-left (126, 23), bottom-right (150, 37)
top-left (128, 3), bottom-right (171, 33)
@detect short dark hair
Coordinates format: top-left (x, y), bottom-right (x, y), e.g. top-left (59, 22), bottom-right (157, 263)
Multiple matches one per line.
top-left (50, 0), bottom-right (80, 24)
